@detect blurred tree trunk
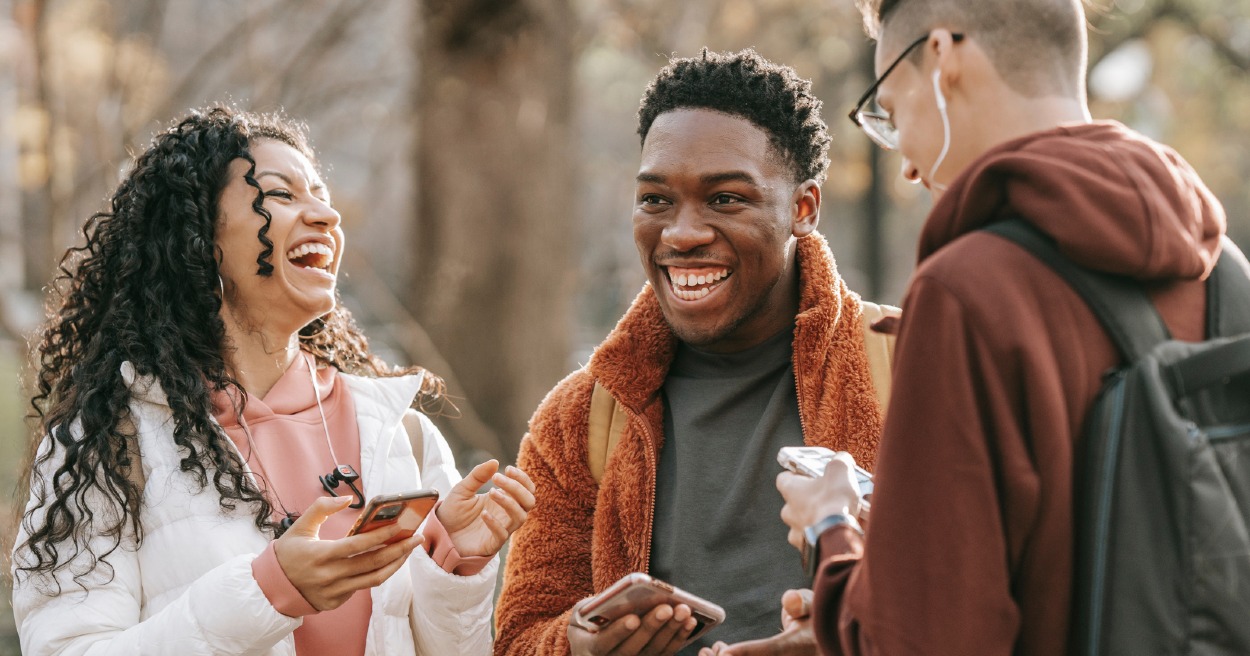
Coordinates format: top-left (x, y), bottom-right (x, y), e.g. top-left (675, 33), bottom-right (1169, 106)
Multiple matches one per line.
top-left (0, 0), bottom-right (23, 303)
top-left (413, 0), bottom-right (576, 461)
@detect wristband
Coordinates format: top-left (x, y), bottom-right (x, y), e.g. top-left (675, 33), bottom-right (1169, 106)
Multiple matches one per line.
top-left (802, 513), bottom-right (863, 580)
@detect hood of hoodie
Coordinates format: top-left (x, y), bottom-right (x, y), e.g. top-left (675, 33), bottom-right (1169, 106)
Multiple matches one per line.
top-left (918, 121), bottom-right (1225, 282)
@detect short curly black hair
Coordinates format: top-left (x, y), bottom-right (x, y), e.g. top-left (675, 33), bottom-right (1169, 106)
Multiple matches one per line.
top-left (637, 48), bottom-right (831, 185)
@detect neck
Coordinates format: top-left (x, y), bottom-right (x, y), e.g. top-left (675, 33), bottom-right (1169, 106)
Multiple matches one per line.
top-left (971, 91), bottom-right (1091, 155)
top-left (220, 306), bottom-right (302, 399)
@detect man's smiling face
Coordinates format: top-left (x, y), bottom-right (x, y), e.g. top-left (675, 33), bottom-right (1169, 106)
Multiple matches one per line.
top-left (633, 108), bottom-right (818, 353)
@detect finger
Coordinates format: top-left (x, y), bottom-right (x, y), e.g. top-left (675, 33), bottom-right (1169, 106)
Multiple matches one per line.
top-left (788, 527), bottom-right (804, 551)
top-left (646, 604), bottom-right (695, 654)
top-left (610, 604), bottom-right (673, 655)
top-left (825, 454), bottom-right (854, 479)
top-left (454, 459), bottom-right (500, 497)
top-left (480, 508), bottom-right (512, 545)
top-left (487, 486), bottom-right (530, 529)
top-left (492, 470), bottom-right (537, 511)
top-left (590, 613), bottom-right (641, 655)
top-left (335, 524), bottom-right (416, 558)
top-left (781, 588), bottom-right (811, 621)
top-left (286, 496), bottom-right (354, 537)
top-left (332, 535), bottom-right (418, 597)
top-left (504, 464), bottom-right (537, 497)
top-left (779, 503), bottom-right (800, 529)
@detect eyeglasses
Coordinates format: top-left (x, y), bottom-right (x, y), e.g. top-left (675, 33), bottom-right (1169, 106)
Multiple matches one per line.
top-left (848, 32), bottom-right (965, 151)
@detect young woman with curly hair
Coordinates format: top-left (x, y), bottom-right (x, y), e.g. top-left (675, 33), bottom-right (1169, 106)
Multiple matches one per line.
top-left (10, 106), bottom-right (535, 656)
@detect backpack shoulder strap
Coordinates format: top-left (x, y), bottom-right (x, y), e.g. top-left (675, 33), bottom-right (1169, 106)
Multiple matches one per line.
top-left (1208, 237), bottom-right (1250, 337)
top-left (402, 409), bottom-right (426, 477)
top-left (860, 300), bottom-right (900, 412)
top-left (588, 381), bottom-right (627, 484)
top-left (982, 218), bottom-right (1169, 361)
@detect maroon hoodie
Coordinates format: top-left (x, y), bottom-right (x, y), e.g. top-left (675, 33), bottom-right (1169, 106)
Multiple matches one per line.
top-left (811, 122), bottom-right (1237, 655)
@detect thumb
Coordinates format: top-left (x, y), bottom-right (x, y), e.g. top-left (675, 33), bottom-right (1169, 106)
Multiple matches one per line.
top-left (453, 459), bottom-right (500, 497)
top-left (287, 496), bottom-right (353, 538)
top-left (781, 588), bottom-right (812, 622)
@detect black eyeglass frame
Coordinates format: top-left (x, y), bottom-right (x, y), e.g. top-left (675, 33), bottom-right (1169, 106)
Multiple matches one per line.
top-left (848, 32), bottom-right (966, 150)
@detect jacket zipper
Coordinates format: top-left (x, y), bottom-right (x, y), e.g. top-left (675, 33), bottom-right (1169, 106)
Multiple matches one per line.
top-left (792, 332), bottom-right (811, 444)
top-left (639, 413), bottom-right (658, 573)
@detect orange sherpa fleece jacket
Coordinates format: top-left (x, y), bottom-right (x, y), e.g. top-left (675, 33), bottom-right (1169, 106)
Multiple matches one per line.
top-left (494, 232), bottom-right (885, 655)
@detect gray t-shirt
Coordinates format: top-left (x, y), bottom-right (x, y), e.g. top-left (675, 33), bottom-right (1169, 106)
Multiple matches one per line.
top-left (650, 326), bottom-right (808, 653)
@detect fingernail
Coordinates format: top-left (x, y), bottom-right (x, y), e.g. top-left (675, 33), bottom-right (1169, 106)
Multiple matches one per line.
top-left (506, 465), bottom-right (518, 474)
top-left (625, 615), bottom-right (640, 630)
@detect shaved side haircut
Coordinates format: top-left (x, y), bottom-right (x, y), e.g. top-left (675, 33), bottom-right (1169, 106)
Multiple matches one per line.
top-left (857, 0), bottom-right (1089, 99)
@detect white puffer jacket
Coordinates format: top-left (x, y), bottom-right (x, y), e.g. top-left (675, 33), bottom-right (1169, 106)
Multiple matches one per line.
top-left (12, 363), bottom-right (496, 655)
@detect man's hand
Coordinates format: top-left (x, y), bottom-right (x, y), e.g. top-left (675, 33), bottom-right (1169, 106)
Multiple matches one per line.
top-left (436, 460), bottom-right (537, 558)
top-left (698, 589), bottom-right (816, 655)
top-left (275, 496), bottom-right (424, 611)
top-left (777, 452), bottom-right (862, 551)
top-left (568, 600), bottom-right (698, 656)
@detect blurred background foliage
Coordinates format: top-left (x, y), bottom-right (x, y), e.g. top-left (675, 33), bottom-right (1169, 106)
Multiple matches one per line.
top-left (1, 0), bottom-right (1248, 649)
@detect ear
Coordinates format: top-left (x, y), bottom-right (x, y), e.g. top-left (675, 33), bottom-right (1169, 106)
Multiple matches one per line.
top-left (791, 180), bottom-right (820, 238)
top-left (926, 29), bottom-right (964, 89)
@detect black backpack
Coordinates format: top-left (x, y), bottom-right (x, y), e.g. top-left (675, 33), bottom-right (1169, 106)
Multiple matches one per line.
top-left (985, 218), bottom-right (1250, 656)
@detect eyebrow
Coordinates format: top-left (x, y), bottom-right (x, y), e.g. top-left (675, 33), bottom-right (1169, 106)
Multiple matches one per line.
top-left (255, 170), bottom-right (328, 194)
top-left (635, 171), bottom-right (760, 186)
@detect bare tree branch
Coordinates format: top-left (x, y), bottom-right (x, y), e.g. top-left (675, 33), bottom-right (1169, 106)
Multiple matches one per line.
top-left (342, 246), bottom-right (509, 461)
top-left (252, 0), bottom-right (374, 108)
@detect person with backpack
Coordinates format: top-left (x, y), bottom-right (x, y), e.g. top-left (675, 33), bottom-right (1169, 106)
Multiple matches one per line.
top-left (738, 1), bottom-right (1250, 655)
top-left (494, 49), bottom-right (897, 655)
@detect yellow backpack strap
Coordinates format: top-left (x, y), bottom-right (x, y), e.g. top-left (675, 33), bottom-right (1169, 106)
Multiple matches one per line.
top-left (402, 409), bottom-right (426, 478)
top-left (859, 301), bottom-right (901, 413)
top-left (588, 381), bottom-right (627, 484)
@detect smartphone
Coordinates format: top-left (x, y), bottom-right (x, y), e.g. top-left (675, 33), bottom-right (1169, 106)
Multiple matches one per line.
top-left (777, 446), bottom-right (874, 509)
top-left (347, 489), bottom-right (439, 544)
top-left (571, 573), bottom-right (725, 645)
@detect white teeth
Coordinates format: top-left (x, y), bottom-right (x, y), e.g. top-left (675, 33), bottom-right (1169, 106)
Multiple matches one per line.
top-left (285, 242), bottom-right (335, 265)
top-left (667, 268), bottom-right (732, 299)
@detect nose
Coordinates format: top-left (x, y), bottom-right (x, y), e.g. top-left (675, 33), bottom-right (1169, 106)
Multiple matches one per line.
top-left (303, 196), bottom-right (341, 230)
top-left (660, 203), bottom-right (715, 252)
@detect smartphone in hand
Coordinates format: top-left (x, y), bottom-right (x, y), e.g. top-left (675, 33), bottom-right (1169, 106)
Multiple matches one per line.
top-left (777, 446), bottom-right (874, 510)
top-left (348, 489), bottom-right (439, 545)
top-left (571, 573), bottom-right (725, 645)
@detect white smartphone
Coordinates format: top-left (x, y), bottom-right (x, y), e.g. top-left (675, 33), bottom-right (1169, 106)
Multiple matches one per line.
top-left (777, 446), bottom-right (874, 509)
top-left (571, 573), bottom-right (725, 645)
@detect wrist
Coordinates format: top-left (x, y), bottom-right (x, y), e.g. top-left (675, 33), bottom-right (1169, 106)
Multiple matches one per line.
top-left (802, 513), bottom-right (863, 580)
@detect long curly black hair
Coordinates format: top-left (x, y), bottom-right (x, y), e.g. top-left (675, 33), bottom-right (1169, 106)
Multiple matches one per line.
top-left (637, 48), bottom-right (832, 186)
top-left (14, 105), bottom-right (442, 589)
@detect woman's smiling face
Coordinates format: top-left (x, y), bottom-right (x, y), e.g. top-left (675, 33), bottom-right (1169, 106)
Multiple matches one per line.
top-left (215, 138), bottom-right (343, 336)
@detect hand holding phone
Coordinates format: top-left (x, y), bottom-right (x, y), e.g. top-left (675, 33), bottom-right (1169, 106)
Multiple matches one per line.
top-left (777, 446), bottom-right (873, 512)
top-left (570, 573), bottom-right (725, 647)
top-left (348, 489), bottom-right (439, 545)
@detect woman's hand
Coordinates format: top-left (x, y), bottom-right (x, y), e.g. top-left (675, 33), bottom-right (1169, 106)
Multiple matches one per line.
top-left (436, 460), bottom-right (536, 558)
top-left (275, 496), bottom-right (424, 611)
top-left (777, 452), bottom-right (862, 551)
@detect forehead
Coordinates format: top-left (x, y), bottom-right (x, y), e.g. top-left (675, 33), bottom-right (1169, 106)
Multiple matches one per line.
top-left (249, 139), bottom-right (321, 183)
top-left (639, 109), bottom-right (785, 181)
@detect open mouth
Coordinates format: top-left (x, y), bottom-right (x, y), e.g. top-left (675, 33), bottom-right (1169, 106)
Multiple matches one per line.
top-left (285, 242), bottom-right (335, 273)
top-left (664, 266), bottom-right (732, 301)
